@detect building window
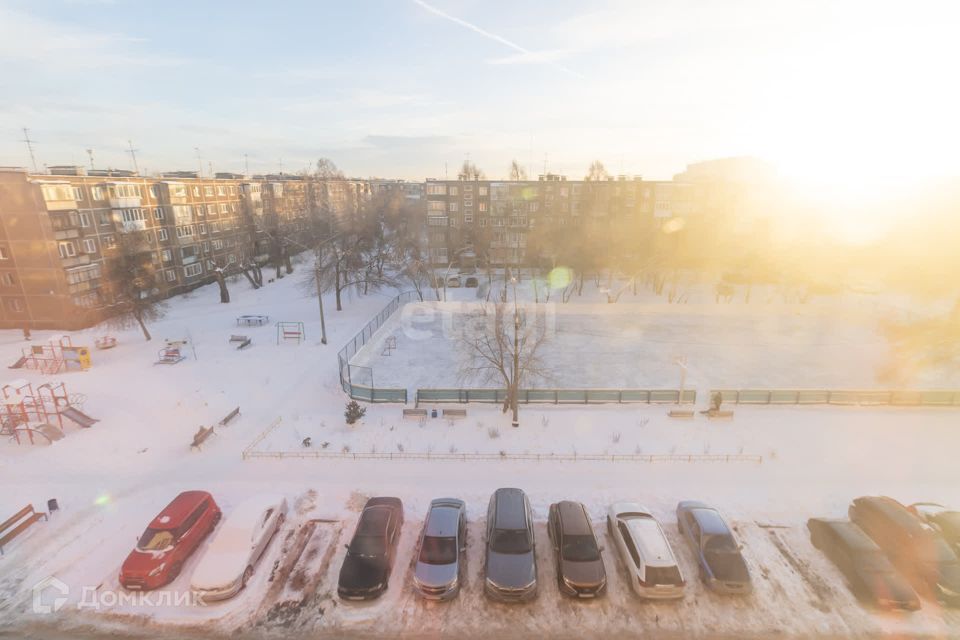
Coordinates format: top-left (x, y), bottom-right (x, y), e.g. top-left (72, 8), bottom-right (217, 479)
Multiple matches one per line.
top-left (83, 239), bottom-right (97, 254)
top-left (193, 186), bottom-right (200, 197)
top-left (198, 223), bottom-right (206, 234)
top-left (165, 269), bottom-right (176, 282)
top-left (448, 186), bottom-right (458, 196)
top-left (218, 203), bottom-right (227, 214)
top-left (91, 186), bottom-right (104, 200)
top-left (121, 208), bottom-right (146, 223)
top-left (478, 186), bottom-right (488, 196)
top-left (58, 241), bottom-right (77, 258)
top-left (464, 214), bottom-right (474, 224)
top-left (103, 235), bottom-right (116, 248)
top-left (204, 186), bottom-right (215, 197)
top-left (149, 185), bottom-right (158, 198)
top-left (169, 184), bottom-right (187, 198)
top-left (479, 202), bottom-right (487, 212)
top-left (216, 185), bottom-right (225, 196)
top-left (426, 184), bottom-right (447, 196)
top-left (79, 212), bottom-right (90, 227)
top-left (229, 186), bottom-right (236, 195)
top-left (72, 186), bottom-right (84, 201)
top-left (1, 272), bottom-right (16, 286)
top-left (184, 263), bottom-right (203, 278)
top-left (176, 225), bottom-right (194, 239)
top-left (161, 249), bottom-right (172, 262)
top-left (108, 184), bottom-right (140, 199)
top-left (212, 239), bottom-right (224, 250)
top-left (0, 246), bottom-right (8, 259)
top-left (448, 202), bottom-right (458, 212)
top-left (157, 228), bottom-right (169, 241)
top-left (154, 207), bottom-right (164, 220)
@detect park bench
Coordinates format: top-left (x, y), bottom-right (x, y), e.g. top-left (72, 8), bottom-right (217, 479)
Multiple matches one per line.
top-left (705, 409), bottom-right (735, 419)
top-left (402, 408), bottom-right (428, 420)
top-left (0, 504), bottom-right (48, 555)
top-left (190, 425), bottom-right (216, 451)
top-left (442, 408), bottom-right (467, 420)
top-left (218, 407), bottom-right (240, 427)
top-left (668, 409), bottom-right (695, 419)
top-left (237, 315), bottom-right (269, 327)
top-left (229, 335), bottom-right (247, 342)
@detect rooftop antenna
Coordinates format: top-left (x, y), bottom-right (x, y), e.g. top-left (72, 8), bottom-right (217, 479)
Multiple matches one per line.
top-left (244, 153), bottom-right (249, 176)
top-left (86, 148), bottom-right (95, 170)
top-left (126, 140), bottom-right (140, 174)
top-left (279, 157), bottom-right (283, 175)
top-left (444, 162), bottom-right (448, 179)
top-left (21, 127), bottom-right (38, 173)
top-left (543, 152), bottom-right (548, 176)
top-left (208, 161), bottom-right (213, 176)
top-left (194, 147), bottom-right (202, 177)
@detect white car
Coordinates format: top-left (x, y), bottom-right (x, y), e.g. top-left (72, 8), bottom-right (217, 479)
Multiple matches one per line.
top-left (191, 494), bottom-right (287, 602)
top-left (606, 503), bottom-right (685, 599)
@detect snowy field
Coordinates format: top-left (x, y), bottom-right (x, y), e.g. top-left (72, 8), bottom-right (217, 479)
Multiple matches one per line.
top-left (349, 296), bottom-right (959, 393)
top-left (0, 263), bottom-right (958, 639)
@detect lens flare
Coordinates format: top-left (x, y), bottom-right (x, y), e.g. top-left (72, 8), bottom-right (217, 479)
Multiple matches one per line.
top-left (94, 494), bottom-right (111, 507)
top-left (548, 267), bottom-right (572, 289)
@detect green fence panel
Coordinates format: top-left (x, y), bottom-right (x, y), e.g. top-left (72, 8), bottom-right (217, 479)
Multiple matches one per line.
top-left (525, 389), bottom-right (559, 403)
top-left (620, 390), bottom-right (652, 403)
top-left (769, 390), bottom-right (800, 404)
top-left (681, 390), bottom-right (697, 404)
top-left (857, 390), bottom-right (893, 405)
top-left (827, 390), bottom-right (860, 405)
top-left (797, 390), bottom-right (830, 404)
top-left (586, 389), bottom-right (622, 404)
top-left (649, 390), bottom-right (680, 404)
top-left (919, 390), bottom-right (957, 406)
top-left (737, 390), bottom-right (772, 404)
top-left (713, 390), bottom-right (739, 403)
top-left (556, 389), bottom-right (589, 404)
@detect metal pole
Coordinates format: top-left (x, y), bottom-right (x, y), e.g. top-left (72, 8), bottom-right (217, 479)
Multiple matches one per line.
top-left (511, 277), bottom-right (520, 427)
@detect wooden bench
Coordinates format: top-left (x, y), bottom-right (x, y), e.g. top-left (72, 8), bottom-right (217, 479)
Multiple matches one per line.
top-left (705, 409), bottom-right (735, 419)
top-left (218, 407), bottom-right (240, 427)
top-left (237, 338), bottom-right (252, 350)
top-left (402, 408), bottom-right (428, 420)
top-left (0, 504), bottom-right (48, 555)
top-left (190, 426), bottom-right (215, 450)
top-left (442, 408), bottom-right (467, 420)
top-left (668, 409), bottom-right (695, 419)
top-left (229, 334), bottom-right (248, 343)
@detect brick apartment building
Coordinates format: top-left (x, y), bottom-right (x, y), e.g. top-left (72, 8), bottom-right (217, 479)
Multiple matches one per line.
top-left (0, 166), bottom-right (371, 330)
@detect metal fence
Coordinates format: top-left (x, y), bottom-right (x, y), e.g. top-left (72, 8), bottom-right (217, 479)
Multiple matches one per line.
top-left (336, 290), bottom-right (420, 403)
top-left (711, 389), bottom-right (960, 407)
top-left (242, 450), bottom-right (761, 464)
top-left (416, 388), bottom-right (696, 406)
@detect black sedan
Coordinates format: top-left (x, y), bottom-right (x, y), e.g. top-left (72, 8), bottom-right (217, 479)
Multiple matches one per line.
top-left (338, 497), bottom-right (404, 601)
top-left (808, 518), bottom-right (921, 610)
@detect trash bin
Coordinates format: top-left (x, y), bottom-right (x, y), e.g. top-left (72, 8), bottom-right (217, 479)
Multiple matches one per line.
top-left (431, 409), bottom-right (438, 418)
top-left (47, 498), bottom-right (59, 513)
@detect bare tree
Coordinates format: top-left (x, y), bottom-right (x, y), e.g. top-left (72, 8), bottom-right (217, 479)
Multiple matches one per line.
top-left (101, 233), bottom-right (168, 340)
top-left (459, 160), bottom-right (485, 181)
top-left (457, 301), bottom-right (551, 425)
top-left (314, 157), bottom-right (345, 179)
top-left (585, 160), bottom-right (609, 181)
top-left (508, 160), bottom-right (528, 181)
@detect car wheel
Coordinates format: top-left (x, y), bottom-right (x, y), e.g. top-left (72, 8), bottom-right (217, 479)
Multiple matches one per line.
top-left (242, 566), bottom-right (253, 588)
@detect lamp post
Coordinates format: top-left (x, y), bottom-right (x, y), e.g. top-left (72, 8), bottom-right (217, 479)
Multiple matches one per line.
top-left (674, 356), bottom-right (688, 405)
top-left (511, 276), bottom-right (520, 427)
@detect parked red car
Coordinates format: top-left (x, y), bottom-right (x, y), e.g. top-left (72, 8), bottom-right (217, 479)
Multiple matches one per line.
top-left (119, 491), bottom-right (221, 591)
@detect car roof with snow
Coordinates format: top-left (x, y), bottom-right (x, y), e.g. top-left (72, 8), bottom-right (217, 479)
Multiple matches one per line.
top-left (222, 495), bottom-right (285, 531)
top-left (148, 491), bottom-right (211, 529)
top-left (812, 518), bottom-right (881, 552)
top-left (690, 507), bottom-right (730, 536)
top-left (425, 503), bottom-right (460, 537)
top-left (622, 513), bottom-right (677, 567)
top-left (856, 497), bottom-right (925, 534)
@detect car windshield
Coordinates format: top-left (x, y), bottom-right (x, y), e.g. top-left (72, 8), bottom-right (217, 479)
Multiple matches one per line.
top-left (704, 534), bottom-right (738, 554)
top-left (137, 528), bottom-right (174, 551)
top-left (419, 535), bottom-right (457, 565)
top-left (349, 535), bottom-right (385, 557)
top-left (561, 534), bottom-right (600, 562)
top-left (490, 528), bottom-right (531, 554)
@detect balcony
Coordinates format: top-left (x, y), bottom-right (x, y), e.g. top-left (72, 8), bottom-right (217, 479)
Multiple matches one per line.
top-left (109, 196), bottom-right (142, 209)
top-left (119, 220), bottom-right (147, 233)
top-left (61, 255), bottom-right (91, 268)
top-left (54, 229), bottom-right (80, 240)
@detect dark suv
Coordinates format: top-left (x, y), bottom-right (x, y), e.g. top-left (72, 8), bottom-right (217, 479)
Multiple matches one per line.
top-left (484, 488), bottom-right (537, 602)
top-left (548, 501), bottom-right (606, 598)
top-left (849, 496), bottom-right (960, 603)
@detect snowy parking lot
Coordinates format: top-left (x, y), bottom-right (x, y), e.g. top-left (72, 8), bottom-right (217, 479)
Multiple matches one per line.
top-left (0, 269), bottom-right (958, 639)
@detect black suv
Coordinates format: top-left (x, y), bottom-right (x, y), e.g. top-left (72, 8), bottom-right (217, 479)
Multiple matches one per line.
top-left (484, 488), bottom-right (537, 602)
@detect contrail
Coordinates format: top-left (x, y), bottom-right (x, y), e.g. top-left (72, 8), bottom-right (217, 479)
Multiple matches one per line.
top-left (412, 0), bottom-right (583, 78)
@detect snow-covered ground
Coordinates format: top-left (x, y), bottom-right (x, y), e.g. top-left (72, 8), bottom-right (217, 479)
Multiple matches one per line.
top-left (350, 298), bottom-right (959, 392)
top-left (0, 263), bottom-right (959, 639)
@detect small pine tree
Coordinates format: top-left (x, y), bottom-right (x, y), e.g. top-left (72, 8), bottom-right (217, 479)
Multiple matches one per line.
top-left (344, 400), bottom-right (366, 425)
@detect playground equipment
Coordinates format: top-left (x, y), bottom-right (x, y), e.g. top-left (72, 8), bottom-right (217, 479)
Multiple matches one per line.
top-left (9, 336), bottom-right (91, 374)
top-left (156, 339), bottom-right (188, 365)
top-left (1, 380), bottom-right (98, 445)
top-left (229, 335), bottom-right (252, 350)
top-left (237, 314), bottom-right (269, 327)
top-left (381, 335), bottom-right (397, 356)
top-left (95, 335), bottom-right (117, 350)
top-left (276, 321), bottom-right (305, 345)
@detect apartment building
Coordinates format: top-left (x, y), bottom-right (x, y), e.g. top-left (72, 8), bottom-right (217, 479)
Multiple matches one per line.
top-left (0, 166), bottom-right (255, 329)
top-left (423, 174), bottom-right (678, 266)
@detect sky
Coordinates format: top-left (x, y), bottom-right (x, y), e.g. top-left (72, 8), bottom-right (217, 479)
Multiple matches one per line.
top-left (0, 0), bottom-right (958, 184)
